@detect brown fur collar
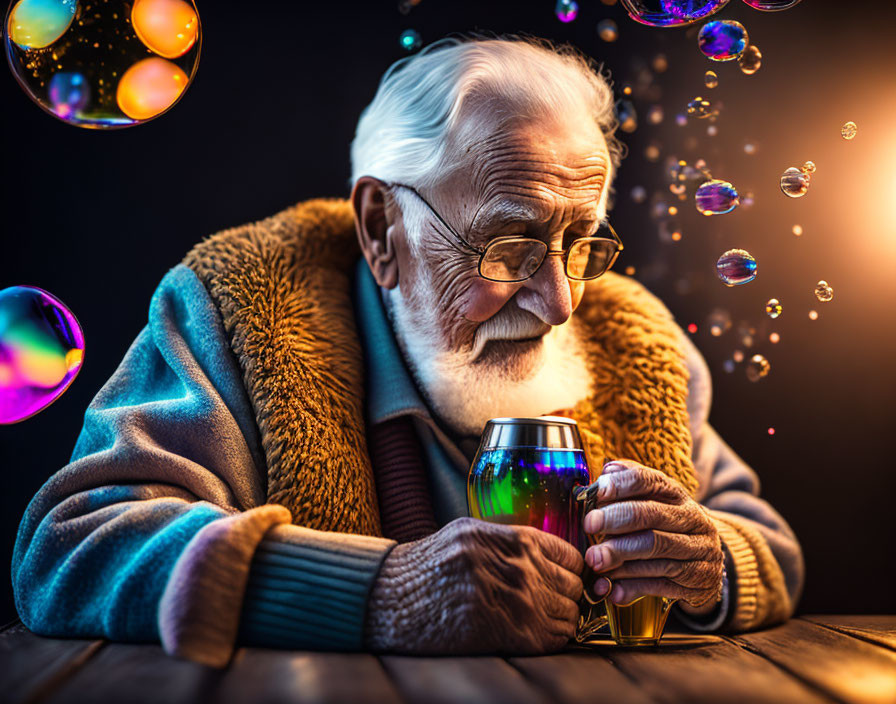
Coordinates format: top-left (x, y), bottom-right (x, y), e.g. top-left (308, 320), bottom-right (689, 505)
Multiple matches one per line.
top-left (183, 198), bottom-right (696, 538)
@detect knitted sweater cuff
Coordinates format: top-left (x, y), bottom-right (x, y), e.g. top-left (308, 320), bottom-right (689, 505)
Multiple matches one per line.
top-left (238, 523), bottom-right (397, 651)
top-left (709, 511), bottom-right (791, 632)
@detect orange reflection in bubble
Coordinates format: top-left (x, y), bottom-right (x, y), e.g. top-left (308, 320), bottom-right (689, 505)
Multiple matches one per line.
top-left (116, 57), bottom-right (188, 121)
top-left (131, 0), bottom-right (199, 59)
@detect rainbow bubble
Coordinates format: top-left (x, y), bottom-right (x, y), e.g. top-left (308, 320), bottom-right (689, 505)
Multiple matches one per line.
top-left (555, 0), bottom-right (579, 22)
top-left (0, 286), bottom-right (84, 424)
top-left (620, 0), bottom-right (728, 27)
top-left (7, 0), bottom-right (76, 49)
top-left (716, 248), bottom-right (757, 286)
top-left (132, 0), bottom-right (199, 59)
top-left (742, 0), bottom-right (801, 9)
top-left (116, 57), bottom-right (189, 121)
top-left (698, 20), bottom-right (748, 61)
top-left (5, 0), bottom-right (200, 129)
top-left (696, 179), bottom-right (739, 215)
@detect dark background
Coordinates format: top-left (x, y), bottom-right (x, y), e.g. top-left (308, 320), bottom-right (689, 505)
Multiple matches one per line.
top-left (2, 0), bottom-right (895, 623)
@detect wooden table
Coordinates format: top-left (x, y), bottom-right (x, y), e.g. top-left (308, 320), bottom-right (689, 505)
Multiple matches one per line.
top-left (1, 616), bottom-right (894, 704)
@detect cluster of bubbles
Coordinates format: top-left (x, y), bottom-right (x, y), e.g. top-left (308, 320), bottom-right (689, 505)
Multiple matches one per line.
top-left (619, 0), bottom-right (802, 28)
top-left (6, 0), bottom-right (201, 128)
top-left (0, 286), bottom-right (85, 424)
top-left (696, 20), bottom-right (762, 75)
top-left (780, 161), bottom-right (815, 198)
top-left (814, 280), bottom-right (834, 302)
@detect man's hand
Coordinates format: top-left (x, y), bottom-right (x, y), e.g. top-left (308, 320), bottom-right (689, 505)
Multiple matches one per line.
top-left (364, 516), bottom-right (584, 654)
top-left (583, 460), bottom-right (724, 610)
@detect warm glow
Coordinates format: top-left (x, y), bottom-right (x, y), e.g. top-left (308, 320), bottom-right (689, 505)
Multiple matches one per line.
top-left (116, 58), bottom-right (188, 121)
top-left (131, 0), bottom-right (198, 59)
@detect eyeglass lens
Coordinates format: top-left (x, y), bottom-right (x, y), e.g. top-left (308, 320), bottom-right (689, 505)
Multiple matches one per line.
top-left (480, 237), bottom-right (618, 282)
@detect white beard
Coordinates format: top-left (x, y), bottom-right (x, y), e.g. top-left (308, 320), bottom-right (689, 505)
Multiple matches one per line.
top-left (384, 276), bottom-right (594, 438)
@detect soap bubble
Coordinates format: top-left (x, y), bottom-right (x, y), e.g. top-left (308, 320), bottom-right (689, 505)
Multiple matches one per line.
top-left (555, 0), bottom-right (579, 22)
top-left (814, 280), bottom-right (833, 302)
top-left (615, 100), bottom-right (637, 133)
top-left (743, 142), bottom-right (757, 155)
top-left (399, 28), bottom-right (421, 50)
top-left (0, 285), bottom-right (85, 424)
top-left (808, 309), bottom-right (819, 320)
top-left (698, 20), bottom-right (748, 61)
top-left (707, 308), bottom-right (732, 336)
top-left (733, 349), bottom-right (745, 362)
top-left (48, 71), bottom-right (89, 118)
top-left (742, 0), bottom-right (802, 9)
top-left (723, 359), bottom-right (736, 373)
top-left (840, 121), bottom-right (858, 140)
top-left (5, 0), bottom-right (200, 128)
top-left (716, 249), bottom-right (757, 286)
top-left (765, 298), bottom-right (782, 318)
top-left (707, 124), bottom-right (718, 137)
top-left (801, 161), bottom-right (816, 174)
top-left (687, 96), bottom-right (714, 118)
top-left (769, 332), bottom-right (780, 344)
top-left (7, 0), bottom-right (76, 49)
top-left (620, 0), bottom-right (728, 27)
top-left (695, 179), bottom-right (739, 215)
top-left (738, 45), bottom-right (762, 74)
top-left (631, 185), bottom-right (647, 203)
top-left (597, 19), bottom-right (619, 41)
top-left (780, 167), bottom-right (810, 198)
top-left (745, 354), bottom-right (770, 382)
top-left (704, 70), bottom-right (718, 88)
top-left (647, 104), bottom-right (664, 124)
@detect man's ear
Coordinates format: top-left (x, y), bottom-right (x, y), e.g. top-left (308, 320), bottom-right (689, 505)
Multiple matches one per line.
top-left (352, 176), bottom-right (399, 290)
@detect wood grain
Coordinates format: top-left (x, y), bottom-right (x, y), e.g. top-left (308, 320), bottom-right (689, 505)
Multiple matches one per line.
top-left (381, 655), bottom-right (547, 704)
top-left (213, 649), bottom-right (403, 704)
top-left (802, 615), bottom-right (896, 651)
top-left (0, 622), bottom-right (103, 704)
top-left (731, 619), bottom-right (896, 704)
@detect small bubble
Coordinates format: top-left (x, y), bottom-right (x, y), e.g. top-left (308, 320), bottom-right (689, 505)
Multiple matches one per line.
top-left (707, 308), bottom-right (732, 336)
top-left (652, 53), bottom-right (668, 72)
top-left (555, 0), bottom-right (579, 22)
top-left (738, 45), bottom-right (762, 74)
top-left (631, 185), bottom-right (647, 203)
top-left (696, 179), bottom-right (739, 215)
top-left (780, 167), bottom-right (810, 198)
top-left (744, 142), bottom-right (757, 155)
top-left (698, 20), bottom-right (748, 61)
top-left (676, 113), bottom-right (687, 126)
top-left (769, 332), bottom-right (780, 343)
top-left (723, 359), bottom-right (736, 373)
top-left (687, 96), bottom-right (714, 119)
top-left (814, 280), bottom-right (833, 302)
top-left (615, 99), bottom-right (637, 133)
top-left (808, 309), bottom-right (819, 320)
top-left (597, 18), bottom-right (618, 41)
top-left (765, 298), bottom-right (782, 319)
top-left (733, 350), bottom-right (745, 363)
top-left (840, 121), bottom-right (857, 140)
top-left (801, 160), bottom-right (816, 174)
top-left (687, 323), bottom-right (698, 334)
top-left (792, 224), bottom-right (803, 236)
top-left (767, 427), bottom-right (775, 436)
top-left (746, 354), bottom-right (770, 382)
top-left (622, 85), bottom-right (633, 95)
top-left (624, 265), bottom-right (636, 275)
top-left (399, 28), bottom-right (421, 51)
top-left (644, 143), bottom-right (661, 161)
top-left (647, 104), bottom-right (664, 124)
top-left (704, 70), bottom-right (718, 88)
top-left (707, 124), bottom-right (718, 136)
top-left (716, 249), bottom-right (757, 286)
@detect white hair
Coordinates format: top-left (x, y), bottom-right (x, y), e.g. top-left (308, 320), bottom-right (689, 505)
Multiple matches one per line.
top-left (349, 32), bottom-right (623, 201)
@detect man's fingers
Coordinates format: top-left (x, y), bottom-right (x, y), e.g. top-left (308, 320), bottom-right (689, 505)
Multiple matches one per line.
top-left (543, 561), bottom-right (584, 602)
top-left (585, 500), bottom-right (705, 536)
top-left (593, 467), bottom-right (687, 505)
top-left (603, 558), bottom-right (718, 589)
top-left (526, 527), bottom-right (585, 575)
top-left (607, 577), bottom-right (705, 606)
top-left (585, 530), bottom-right (717, 572)
top-left (545, 594), bottom-right (581, 625)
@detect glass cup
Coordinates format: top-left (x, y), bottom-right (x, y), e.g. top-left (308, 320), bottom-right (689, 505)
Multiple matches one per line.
top-left (467, 416), bottom-right (609, 642)
top-left (577, 482), bottom-right (678, 646)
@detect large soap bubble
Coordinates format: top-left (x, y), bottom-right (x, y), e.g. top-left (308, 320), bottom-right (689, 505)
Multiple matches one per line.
top-left (5, 0), bottom-right (201, 128)
top-left (698, 20), bottom-right (748, 61)
top-left (742, 0), bottom-right (801, 9)
top-left (620, 0), bottom-right (729, 27)
top-left (0, 285), bottom-right (84, 424)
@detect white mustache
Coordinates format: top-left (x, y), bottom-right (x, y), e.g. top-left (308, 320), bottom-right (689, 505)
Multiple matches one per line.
top-left (470, 304), bottom-right (552, 361)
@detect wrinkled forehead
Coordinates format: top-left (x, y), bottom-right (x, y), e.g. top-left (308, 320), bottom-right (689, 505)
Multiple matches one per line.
top-left (441, 104), bottom-right (613, 219)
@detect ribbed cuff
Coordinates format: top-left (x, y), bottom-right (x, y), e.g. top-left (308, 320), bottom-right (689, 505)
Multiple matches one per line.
top-left (711, 514), bottom-right (761, 631)
top-left (238, 524), bottom-right (396, 650)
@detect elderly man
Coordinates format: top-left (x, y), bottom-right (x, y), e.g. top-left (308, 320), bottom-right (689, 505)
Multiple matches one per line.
top-left (12, 35), bottom-right (802, 667)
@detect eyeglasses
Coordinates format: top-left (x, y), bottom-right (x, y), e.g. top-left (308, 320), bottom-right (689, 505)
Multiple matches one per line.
top-left (375, 179), bottom-right (624, 283)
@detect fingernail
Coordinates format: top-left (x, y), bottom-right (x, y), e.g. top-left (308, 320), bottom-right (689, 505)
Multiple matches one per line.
top-left (597, 475), bottom-right (613, 499)
top-left (593, 578), bottom-right (610, 597)
top-left (610, 584), bottom-right (625, 604)
top-left (584, 509), bottom-right (604, 534)
top-left (586, 546), bottom-right (604, 570)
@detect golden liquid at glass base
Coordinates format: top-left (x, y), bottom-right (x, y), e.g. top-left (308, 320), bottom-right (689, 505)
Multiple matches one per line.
top-left (605, 595), bottom-right (676, 646)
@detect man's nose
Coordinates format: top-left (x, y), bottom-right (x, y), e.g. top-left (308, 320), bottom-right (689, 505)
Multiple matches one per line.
top-left (516, 253), bottom-right (574, 326)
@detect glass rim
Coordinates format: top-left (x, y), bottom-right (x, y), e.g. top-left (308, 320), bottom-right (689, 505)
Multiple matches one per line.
top-left (478, 235), bottom-right (621, 283)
